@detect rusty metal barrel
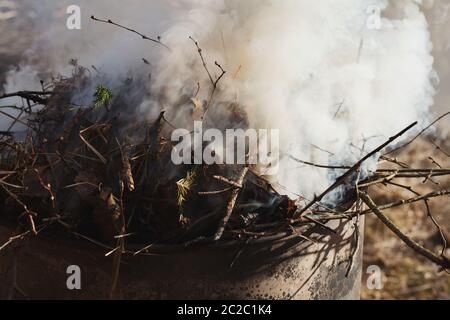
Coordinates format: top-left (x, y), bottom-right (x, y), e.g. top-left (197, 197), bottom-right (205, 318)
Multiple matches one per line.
top-left (0, 217), bottom-right (363, 300)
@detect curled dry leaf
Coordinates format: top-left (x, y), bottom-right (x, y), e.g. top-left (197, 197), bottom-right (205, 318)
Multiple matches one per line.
top-left (191, 98), bottom-right (204, 121)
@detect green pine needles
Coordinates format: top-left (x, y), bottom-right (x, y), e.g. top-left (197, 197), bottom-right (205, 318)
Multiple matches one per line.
top-left (93, 85), bottom-right (113, 109)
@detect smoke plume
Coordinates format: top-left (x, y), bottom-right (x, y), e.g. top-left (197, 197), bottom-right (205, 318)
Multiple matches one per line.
top-left (1, 0), bottom-right (436, 200)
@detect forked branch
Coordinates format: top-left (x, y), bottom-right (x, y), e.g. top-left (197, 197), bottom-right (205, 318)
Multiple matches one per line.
top-left (359, 192), bottom-right (450, 271)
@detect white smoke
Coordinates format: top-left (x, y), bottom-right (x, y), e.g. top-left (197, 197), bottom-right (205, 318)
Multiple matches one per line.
top-left (1, 0), bottom-right (436, 200)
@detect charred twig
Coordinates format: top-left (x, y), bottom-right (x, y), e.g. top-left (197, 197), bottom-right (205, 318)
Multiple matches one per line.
top-left (0, 131), bottom-right (14, 137)
top-left (0, 91), bottom-right (53, 105)
top-left (214, 61), bottom-right (226, 88)
top-left (385, 112), bottom-right (450, 156)
top-left (359, 192), bottom-right (450, 271)
top-left (295, 122), bottom-right (417, 217)
top-left (352, 143), bottom-right (409, 168)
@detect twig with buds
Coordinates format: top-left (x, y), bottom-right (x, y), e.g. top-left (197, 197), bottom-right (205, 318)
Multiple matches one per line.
top-left (90, 16), bottom-right (170, 51)
top-left (189, 37), bottom-right (226, 120)
top-left (0, 91), bottom-right (53, 105)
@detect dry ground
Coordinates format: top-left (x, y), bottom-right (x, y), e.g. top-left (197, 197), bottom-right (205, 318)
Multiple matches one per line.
top-left (362, 134), bottom-right (450, 300)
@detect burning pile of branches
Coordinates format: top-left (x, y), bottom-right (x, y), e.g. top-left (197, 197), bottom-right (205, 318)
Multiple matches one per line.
top-left (0, 65), bottom-right (293, 246)
top-left (0, 18), bottom-right (449, 274)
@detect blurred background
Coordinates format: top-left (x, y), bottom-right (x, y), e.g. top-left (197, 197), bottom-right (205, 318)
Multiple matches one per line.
top-left (1, 0), bottom-right (449, 299)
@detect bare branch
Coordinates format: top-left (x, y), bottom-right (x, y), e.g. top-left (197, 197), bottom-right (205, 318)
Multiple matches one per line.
top-left (385, 112), bottom-right (450, 156)
top-left (189, 36), bottom-right (215, 87)
top-left (214, 167), bottom-right (249, 241)
top-left (294, 122), bottom-right (418, 217)
top-left (0, 91), bottom-right (52, 104)
top-left (91, 16), bottom-right (170, 51)
top-left (359, 192), bottom-right (450, 271)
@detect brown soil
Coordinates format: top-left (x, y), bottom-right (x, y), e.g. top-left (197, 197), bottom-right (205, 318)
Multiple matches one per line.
top-left (362, 136), bottom-right (450, 300)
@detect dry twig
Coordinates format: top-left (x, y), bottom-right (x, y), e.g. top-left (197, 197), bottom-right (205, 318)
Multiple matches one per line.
top-left (91, 16), bottom-right (170, 51)
top-left (295, 122), bottom-right (417, 217)
top-left (213, 167), bottom-right (249, 241)
top-left (359, 192), bottom-right (450, 271)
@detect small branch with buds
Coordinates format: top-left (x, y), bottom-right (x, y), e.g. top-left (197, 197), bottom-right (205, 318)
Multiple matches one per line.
top-left (90, 16), bottom-right (170, 51)
top-left (189, 37), bottom-right (227, 120)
